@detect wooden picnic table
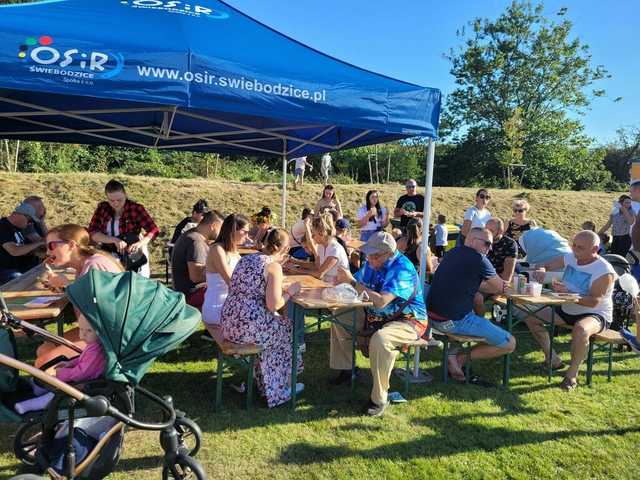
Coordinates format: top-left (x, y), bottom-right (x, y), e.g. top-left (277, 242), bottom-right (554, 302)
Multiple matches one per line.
top-left (286, 274), bottom-right (372, 408)
top-left (0, 263), bottom-right (74, 334)
top-left (346, 239), bottom-right (365, 251)
top-left (492, 290), bottom-right (579, 385)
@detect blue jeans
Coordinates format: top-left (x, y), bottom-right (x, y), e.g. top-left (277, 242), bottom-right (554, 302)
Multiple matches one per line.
top-left (0, 269), bottom-right (22, 286)
top-left (434, 311), bottom-right (512, 348)
top-left (360, 230), bottom-right (378, 242)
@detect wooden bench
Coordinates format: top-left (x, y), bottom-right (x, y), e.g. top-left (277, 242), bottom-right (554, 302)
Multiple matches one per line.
top-left (586, 329), bottom-right (627, 386)
top-left (203, 325), bottom-right (263, 410)
top-left (431, 328), bottom-right (488, 383)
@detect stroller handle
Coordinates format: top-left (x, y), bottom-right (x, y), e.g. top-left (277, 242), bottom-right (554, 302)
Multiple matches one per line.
top-left (0, 352), bottom-right (85, 401)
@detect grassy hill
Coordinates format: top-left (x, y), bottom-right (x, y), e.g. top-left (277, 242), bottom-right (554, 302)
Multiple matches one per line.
top-left (0, 172), bottom-right (620, 268)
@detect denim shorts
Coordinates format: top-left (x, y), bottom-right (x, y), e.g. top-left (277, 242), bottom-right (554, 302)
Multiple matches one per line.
top-left (434, 311), bottom-right (512, 348)
top-left (295, 168), bottom-right (304, 176)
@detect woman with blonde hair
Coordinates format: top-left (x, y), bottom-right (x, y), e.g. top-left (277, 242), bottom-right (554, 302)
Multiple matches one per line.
top-left (221, 228), bottom-right (303, 407)
top-left (505, 198), bottom-right (537, 256)
top-left (36, 224), bottom-right (123, 367)
top-left (298, 212), bottom-right (349, 285)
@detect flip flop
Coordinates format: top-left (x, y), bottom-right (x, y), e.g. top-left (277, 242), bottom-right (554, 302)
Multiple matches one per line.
top-left (559, 377), bottom-right (578, 391)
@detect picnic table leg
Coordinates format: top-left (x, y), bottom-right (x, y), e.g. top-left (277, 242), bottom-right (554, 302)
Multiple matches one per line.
top-left (502, 299), bottom-right (513, 387)
top-left (289, 302), bottom-right (300, 409)
top-left (350, 309), bottom-right (357, 391)
top-left (548, 309), bottom-right (556, 383)
top-left (57, 313), bottom-right (64, 337)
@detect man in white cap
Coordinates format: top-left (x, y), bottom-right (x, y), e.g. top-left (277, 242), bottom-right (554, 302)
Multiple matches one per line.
top-left (334, 231), bottom-right (427, 417)
top-left (0, 202), bottom-right (44, 285)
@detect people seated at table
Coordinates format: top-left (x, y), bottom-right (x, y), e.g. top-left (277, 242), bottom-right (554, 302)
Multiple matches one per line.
top-left (333, 232), bottom-right (427, 417)
top-left (427, 227), bottom-right (515, 383)
top-left (249, 206), bottom-right (273, 250)
top-left (220, 228), bottom-right (303, 408)
top-left (505, 199), bottom-right (537, 257)
top-left (88, 179), bottom-right (159, 278)
top-left (289, 207), bottom-right (314, 260)
top-left (21, 195), bottom-right (48, 242)
top-left (460, 188), bottom-right (492, 243)
top-left (523, 230), bottom-right (615, 391)
top-left (0, 202), bottom-right (44, 286)
top-left (357, 189), bottom-right (389, 242)
top-left (486, 218), bottom-right (518, 282)
top-left (36, 224), bottom-right (124, 367)
top-left (202, 213), bottom-right (247, 326)
top-left (315, 184), bottom-right (343, 220)
top-left (336, 218), bottom-right (360, 272)
top-left (295, 212), bottom-right (349, 285)
top-left (171, 210), bottom-right (223, 310)
top-left (393, 179), bottom-right (424, 231)
top-left (396, 218), bottom-right (434, 274)
top-left (170, 198), bottom-right (210, 245)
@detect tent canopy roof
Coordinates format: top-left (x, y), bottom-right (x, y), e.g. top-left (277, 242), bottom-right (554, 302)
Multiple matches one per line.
top-left (0, 0), bottom-right (440, 156)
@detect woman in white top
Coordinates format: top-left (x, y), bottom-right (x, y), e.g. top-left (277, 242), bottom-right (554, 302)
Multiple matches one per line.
top-left (460, 188), bottom-right (492, 241)
top-left (298, 212), bottom-right (349, 285)
top-left (202, 213), bottom-right (249, 326)
top-left (357, 190), bottom-right (389, 242)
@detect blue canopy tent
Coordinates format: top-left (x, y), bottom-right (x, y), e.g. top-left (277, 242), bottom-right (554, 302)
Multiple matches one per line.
top-left (0, 0), bottom-right (441, 283)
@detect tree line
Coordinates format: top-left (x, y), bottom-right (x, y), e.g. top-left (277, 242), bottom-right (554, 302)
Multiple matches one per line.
top-left (1, 1), bottom-right (638, 190)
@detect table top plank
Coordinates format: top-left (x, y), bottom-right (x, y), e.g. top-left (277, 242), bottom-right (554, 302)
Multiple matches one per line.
top-left (1, 264), bottom-right (73, 320)
top-left (493, 292), bottom-right (579, 306)
top-left (291, 287), bottom-right (372, 310)
top-left (346, 239), bottom-right (365, 251)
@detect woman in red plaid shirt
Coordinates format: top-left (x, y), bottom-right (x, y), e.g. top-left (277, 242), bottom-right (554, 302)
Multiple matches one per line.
top-left (88, 179), bottom-right (159, 277)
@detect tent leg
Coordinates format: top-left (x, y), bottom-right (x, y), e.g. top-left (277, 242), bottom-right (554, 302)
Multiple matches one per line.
top-left (281, 143), bottom-right (287, 229)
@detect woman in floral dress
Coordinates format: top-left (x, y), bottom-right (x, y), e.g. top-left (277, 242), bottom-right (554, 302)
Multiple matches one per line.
top-left (221, 228), bottom-right (302, 407)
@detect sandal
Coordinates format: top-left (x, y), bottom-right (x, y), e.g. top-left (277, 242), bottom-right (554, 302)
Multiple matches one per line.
top-left (559, 376), bottom-right (578, 391)
top-left (544, 358), bottom-right (566, 371)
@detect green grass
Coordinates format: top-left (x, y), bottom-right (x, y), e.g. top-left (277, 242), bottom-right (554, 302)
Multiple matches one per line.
top-left (1, 319), bottom-right (639, 479)
top-left (0, 172), bottom-right (638, 478)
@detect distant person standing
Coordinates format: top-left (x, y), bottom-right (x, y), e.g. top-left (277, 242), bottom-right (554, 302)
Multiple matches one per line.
top-left (289, 156), bottom-right (313, 190)
top-left (460, 188), bottom-right (492, 243)
top-left (599, 194), bottom-right (634, 256)
top-left (393, 179), bottom-right (424, 231)
top-left (321, 152), bottom-right (332, 184)
top-left (434, 214), bottom-right (448, 258)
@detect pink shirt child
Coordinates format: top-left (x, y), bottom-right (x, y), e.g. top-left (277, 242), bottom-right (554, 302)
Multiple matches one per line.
top-left (55, 341), bottom-right (106, 383)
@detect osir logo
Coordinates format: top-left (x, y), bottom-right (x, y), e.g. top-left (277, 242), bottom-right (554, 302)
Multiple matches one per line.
top-left (18, 35), bottom-right (124, 83)
top-left (120, 0), bottom-right (230, 19)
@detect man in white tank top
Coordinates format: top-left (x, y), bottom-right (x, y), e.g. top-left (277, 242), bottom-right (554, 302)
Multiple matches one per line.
top-left (523, 230), bottom-right (615, 391)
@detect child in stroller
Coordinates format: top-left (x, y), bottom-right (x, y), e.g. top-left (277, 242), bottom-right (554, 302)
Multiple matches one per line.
top-left (1, 270), bottom-right (207, 480)
top-left (14, 311), bottom-right (106, 415)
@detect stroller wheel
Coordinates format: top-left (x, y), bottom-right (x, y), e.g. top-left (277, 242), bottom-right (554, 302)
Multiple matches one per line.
top-left (162, 453), bottom-right (207, 480)
top-left (173, 416), bottom-right (202, 457)
top-left (13, 419), bottom-right (43, 467)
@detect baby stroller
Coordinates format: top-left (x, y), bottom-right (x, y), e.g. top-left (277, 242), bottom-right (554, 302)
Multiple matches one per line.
top-left (603, 254), bottom-right (637, 333)
top-left (0, 270), bottom-right (206, 480)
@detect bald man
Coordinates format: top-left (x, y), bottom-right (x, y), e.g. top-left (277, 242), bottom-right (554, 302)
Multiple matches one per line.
top-left (524, 230), bottom-right (615, 391)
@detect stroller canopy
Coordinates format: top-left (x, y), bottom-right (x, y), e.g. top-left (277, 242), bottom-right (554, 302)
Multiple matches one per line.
top-left (66, 270), bottom-right (200, 385)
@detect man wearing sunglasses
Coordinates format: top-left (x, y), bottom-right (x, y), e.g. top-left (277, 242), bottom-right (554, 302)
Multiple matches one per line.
top-left (427, 227), bottom-right (515, 383)
top-left (0, 202), bottom-right (44, 285)
top-left (393, 179), bottom-right (424, 231)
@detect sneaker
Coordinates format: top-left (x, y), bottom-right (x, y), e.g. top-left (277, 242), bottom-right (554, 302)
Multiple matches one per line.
top-left (621, 328), bottom-right (640, 354)
top-left (366, 400), bottom-right (390, 417)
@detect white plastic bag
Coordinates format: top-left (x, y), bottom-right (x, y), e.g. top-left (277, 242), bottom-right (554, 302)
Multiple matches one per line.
top-left (322, 283), bottom-right (360, 303)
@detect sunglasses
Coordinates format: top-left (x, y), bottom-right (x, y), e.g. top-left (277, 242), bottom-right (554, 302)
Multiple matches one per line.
top-left (478, 194), bottom-right (491, 200)
top-left (513, 208), bottom-right (525, 213)
top-left (406, 185), bottom-right (417, 189)
top-left (47, 240), bottom-right (67, 251)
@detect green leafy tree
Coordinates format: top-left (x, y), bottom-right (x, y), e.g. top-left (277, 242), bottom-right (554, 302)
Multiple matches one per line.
top-left (444, 1), bottom-right (612, 189)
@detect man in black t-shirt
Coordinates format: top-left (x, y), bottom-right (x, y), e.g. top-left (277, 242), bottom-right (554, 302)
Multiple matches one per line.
top-left (393, 179), bottom-right (425, 229)
top-left (0, 203), bottom-right (44, 285)
top-left (427, 227), bottom-right (516, 382)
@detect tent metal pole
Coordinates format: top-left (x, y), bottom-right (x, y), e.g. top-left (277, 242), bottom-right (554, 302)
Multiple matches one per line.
top-left (281, 140), bottom-right (288, 228)
top-left (413, 138), bottom-right (436, 379)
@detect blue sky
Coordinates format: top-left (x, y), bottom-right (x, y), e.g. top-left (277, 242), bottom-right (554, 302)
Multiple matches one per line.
top-left (226, 0), bottom-right (639, 145)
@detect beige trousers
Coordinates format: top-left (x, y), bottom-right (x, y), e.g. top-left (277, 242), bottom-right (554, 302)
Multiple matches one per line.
top-left (330, 310), bottom-right (420, 406)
